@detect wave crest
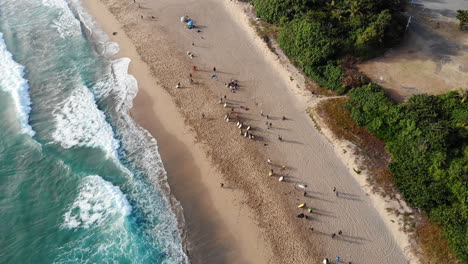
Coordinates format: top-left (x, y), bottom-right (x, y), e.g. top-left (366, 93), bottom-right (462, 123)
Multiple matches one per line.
top-left (51, 85), bottom-right (119, 158)
top-left (62, 175), bottom-right (131, 229)
top-left (0, 32), bottom-right (35, 136)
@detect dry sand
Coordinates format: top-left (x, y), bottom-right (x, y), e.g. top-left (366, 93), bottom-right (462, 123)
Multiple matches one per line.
top-left (83, 0), bottom-right (419, 263)
top-left (82, 1), bottom-right (271, 263)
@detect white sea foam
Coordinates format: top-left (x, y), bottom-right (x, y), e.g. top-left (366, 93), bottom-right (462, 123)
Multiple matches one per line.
top-left (60, 1), bottom-right (189, 262)
top-left (42, 0), bottom-right (81, 39)
top-left (51, 85), bottom-right (119, 158)
top-left (70, 0), bottom-right (120, 57)
top-left (0, 33), bottom-right (35, 136)
top-left (62, 175), bottom-right (131, 229)
top-left (88, 48), bottom-right (190, 264)
top-left (92, 58), bottom-right (138, 112)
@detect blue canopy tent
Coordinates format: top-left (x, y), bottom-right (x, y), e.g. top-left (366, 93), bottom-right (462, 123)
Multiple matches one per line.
top-left (186, 20), bottom-right (195, 30)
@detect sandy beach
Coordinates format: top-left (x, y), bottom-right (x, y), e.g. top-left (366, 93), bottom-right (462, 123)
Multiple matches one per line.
top-left (83, 0), bottom-right (419, 263)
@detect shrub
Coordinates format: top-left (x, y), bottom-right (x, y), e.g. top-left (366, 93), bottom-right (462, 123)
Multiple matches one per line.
top-left (278, 19), bottom-right (338, 67)
top-left (346, 85), bottom-right (468, 262)
top-left (254, 0), bottom-right (406, 95)
top-left (456, 10), bottom-right (468, 30)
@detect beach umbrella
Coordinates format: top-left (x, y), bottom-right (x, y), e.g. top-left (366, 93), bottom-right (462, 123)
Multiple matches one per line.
top-left (187, 20), bottom-right (194, 26)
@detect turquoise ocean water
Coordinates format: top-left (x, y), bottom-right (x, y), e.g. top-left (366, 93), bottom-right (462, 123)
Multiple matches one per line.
top-left (0, 0), bottom-right (188, 263)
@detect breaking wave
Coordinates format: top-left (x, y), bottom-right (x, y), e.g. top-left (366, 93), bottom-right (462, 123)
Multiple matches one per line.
top-left (0, 32), bottom-right (35, 136)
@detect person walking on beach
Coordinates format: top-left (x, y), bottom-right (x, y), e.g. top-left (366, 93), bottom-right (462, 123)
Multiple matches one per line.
top-left (261, 110), bottom-right (264, 117)
top-left (213, 67), bottom-right (216, 72)
top-left (202, 113), bottom-right (205, 119)
top-left (176, 82), bottom-right (180, 88)
top-left (278, 135), bottom-right (282, 141)
top-left (267, 158), bottom-right (272, 164)
top-left (338, 230), bottom-right (342, 235)
top-left (331, 233), bottom-right (336, 239)
top-left (192, 66), bottom-right (197, 71)
top-left (333, 187), bottom-right (336, 192)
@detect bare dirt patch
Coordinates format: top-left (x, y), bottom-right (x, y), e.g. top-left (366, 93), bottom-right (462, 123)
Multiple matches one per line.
top-left (359, 0), bottom-right (468, 102)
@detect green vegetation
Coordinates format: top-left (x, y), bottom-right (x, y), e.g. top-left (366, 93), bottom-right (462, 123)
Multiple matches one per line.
top-left (456, 10), bottom-right (468, 30)
top-left (345, 85), bottom-right (468, 262)
top-left (252, 1), bottom-right (468, 261)
top-left (252, 0), bottom-right (406, 94)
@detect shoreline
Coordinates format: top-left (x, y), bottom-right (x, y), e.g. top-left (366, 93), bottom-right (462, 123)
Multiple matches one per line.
top-left (81, 0), bottom-right (419, 263)
top-left (81, 0), bottom-right (272, 263)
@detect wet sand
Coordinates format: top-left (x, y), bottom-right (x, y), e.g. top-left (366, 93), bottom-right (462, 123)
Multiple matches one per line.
top-left (83, 0), bottom-right (417, 263)
top-left (82, 1), bottom-right (272, 263)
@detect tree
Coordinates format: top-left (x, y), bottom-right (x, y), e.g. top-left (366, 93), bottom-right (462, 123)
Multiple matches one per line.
top-left (354, 10), bottom-right (392, 56)
top-left (456, 10), bottom-right (468, 30)
top-left (278, 19), bottom-right (337, 67)
top-left (252, 0), bottom-right (316, 24)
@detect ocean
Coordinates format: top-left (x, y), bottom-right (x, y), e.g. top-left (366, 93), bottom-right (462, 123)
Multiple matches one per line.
top-left (0, 0), bottom-right (188, 263)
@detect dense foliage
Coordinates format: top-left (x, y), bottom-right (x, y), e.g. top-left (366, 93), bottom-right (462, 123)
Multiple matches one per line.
top-left (456, 10), bottom-right (468, 30)
top-left (253, 0), bottom-right (406, 94)
top-left (253, 1), bottom-right (467, 260)
top-left (346, 85), bottom-right (468, 262)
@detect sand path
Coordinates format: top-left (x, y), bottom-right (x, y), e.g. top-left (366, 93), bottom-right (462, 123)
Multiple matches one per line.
top-left (85, 0), bottom-right (411, 263)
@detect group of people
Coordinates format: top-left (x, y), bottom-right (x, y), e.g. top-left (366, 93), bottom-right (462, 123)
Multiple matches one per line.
top-left (218, 93), bottom-right (257, 140)
top-left (266, 156), bottom-right (351, 263)
top-left (175, 12), bottom-right (354, 264)
top-left (224, 80), bottom-right (239, 93)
